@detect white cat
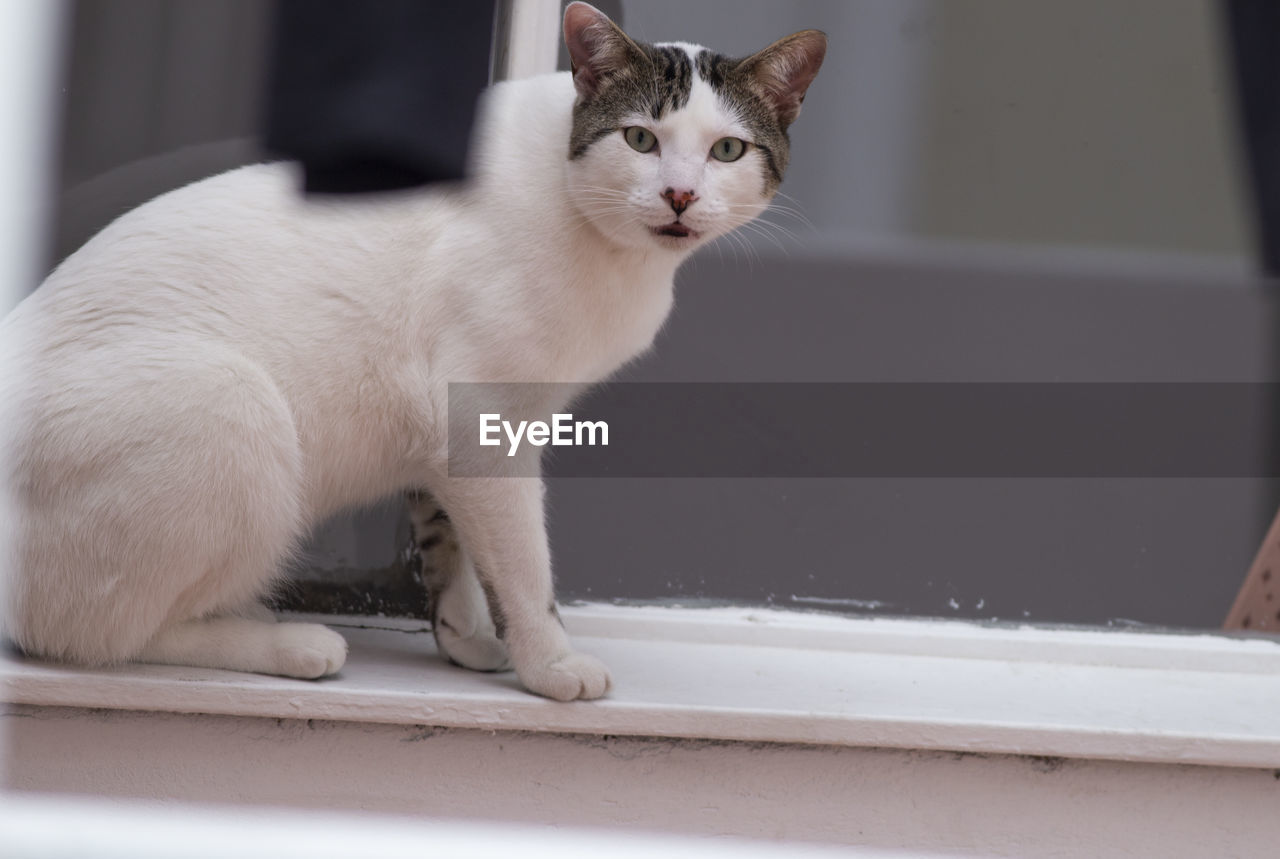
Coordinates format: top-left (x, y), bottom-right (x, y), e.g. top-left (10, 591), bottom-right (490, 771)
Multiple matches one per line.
top-left (0, 3), bottom-right (825, 700)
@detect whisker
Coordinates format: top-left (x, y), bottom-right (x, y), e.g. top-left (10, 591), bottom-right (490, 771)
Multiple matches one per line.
top-left (751, 217), bottom-right (803, 245)
top-left (737, 221), bottom-right (789, 256)
top-left (723, 202), bottom-right (814, 230)
top-left (720, 226), bottom-right (759, 269)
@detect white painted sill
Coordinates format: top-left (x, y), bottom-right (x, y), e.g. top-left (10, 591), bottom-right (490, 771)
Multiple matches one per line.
top-left (5, 604), bottom-right (1280, 769)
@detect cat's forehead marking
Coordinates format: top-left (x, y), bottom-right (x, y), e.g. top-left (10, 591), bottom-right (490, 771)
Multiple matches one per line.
top-left (569, 40), bottom-right (699, 158)
top-left (645, 43), bottom-right (695, 120)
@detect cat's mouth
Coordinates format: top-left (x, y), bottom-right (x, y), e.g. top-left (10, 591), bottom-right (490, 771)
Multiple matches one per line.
top-left (652, 222), bottom-right (699, 240)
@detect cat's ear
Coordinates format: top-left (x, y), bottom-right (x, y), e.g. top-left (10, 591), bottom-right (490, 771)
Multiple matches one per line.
top-left (563, 2), bottom-right (642, 100)
top-left (740, 30), bottom-right (827, 129)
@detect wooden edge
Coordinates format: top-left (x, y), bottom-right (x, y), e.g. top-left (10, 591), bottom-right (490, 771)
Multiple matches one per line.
top-left (1224, 506), bottom-right (1280, 631)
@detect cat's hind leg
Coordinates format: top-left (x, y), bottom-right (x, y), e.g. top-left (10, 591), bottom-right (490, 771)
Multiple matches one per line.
top-left (135, 616), bottom-right (347, 679)
top-left (4, 346), bottom-right (312, 675)
top-left (408, 491), bottom-right (509, 672)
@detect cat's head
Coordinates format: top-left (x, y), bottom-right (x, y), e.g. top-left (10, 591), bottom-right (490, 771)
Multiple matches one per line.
top-left (562, 2), bottom-right (825, 254)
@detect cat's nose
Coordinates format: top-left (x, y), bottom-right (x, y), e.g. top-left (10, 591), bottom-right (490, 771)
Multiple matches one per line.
top-left (662, 187), bottom-right (699, 215)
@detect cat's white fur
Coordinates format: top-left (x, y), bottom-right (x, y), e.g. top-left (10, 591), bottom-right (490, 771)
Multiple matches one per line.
top-left (0, 4), bottom-right (823, 700)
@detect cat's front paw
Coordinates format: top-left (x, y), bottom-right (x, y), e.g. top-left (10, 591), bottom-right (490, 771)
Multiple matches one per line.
top-left (273, 623), bottom-right (348, 679)
top-left (518, 651), bottom-right (612, 701)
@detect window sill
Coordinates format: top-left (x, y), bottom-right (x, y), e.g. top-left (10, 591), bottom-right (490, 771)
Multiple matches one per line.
top-left (5, 604), bottom-right (1280, 769)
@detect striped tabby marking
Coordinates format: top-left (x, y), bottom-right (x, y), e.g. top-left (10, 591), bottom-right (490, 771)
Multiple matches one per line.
top-left (476, 570), bottom-right (508, 641)
top-left (406, 490), bottom-right (459, 631)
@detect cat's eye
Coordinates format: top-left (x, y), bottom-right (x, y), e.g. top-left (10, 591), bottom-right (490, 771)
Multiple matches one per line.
top-left (710, 137), bottom-right (746, 162)
top-left (624, 126), bottom-right (657, 153)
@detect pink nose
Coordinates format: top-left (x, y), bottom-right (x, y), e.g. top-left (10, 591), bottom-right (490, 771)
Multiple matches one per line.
top-left (662, 187), bottom-right (698, 215)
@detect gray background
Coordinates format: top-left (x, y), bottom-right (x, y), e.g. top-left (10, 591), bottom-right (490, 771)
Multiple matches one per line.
top-left (43, 0), bottom-right (1276, 629)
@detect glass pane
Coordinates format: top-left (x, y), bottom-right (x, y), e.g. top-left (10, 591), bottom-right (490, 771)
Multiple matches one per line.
top-left (37, 0), bottom-right (1275, 634)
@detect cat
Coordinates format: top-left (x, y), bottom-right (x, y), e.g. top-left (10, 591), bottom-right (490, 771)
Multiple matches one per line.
top-left (0, 3), bottom-right (825, 700)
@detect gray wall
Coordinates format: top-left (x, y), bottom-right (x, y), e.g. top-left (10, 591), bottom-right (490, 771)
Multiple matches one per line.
top-left (912, 0), bottom-right (1252, 256)
top-left (42, 0), bottom-right (1275, 629)
top-left (623, 0), bottom-right (1252, 257)
top-left (545, 251), bottom-right (1273, 628)
top-left (51, 0), bottom-right (268, 265)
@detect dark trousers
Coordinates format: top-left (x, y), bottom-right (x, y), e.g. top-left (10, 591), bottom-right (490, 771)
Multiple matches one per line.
top-left (263, 0), bottom-right (494, 193)
top-left (1225, 0), bottom-right (1280, 277)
